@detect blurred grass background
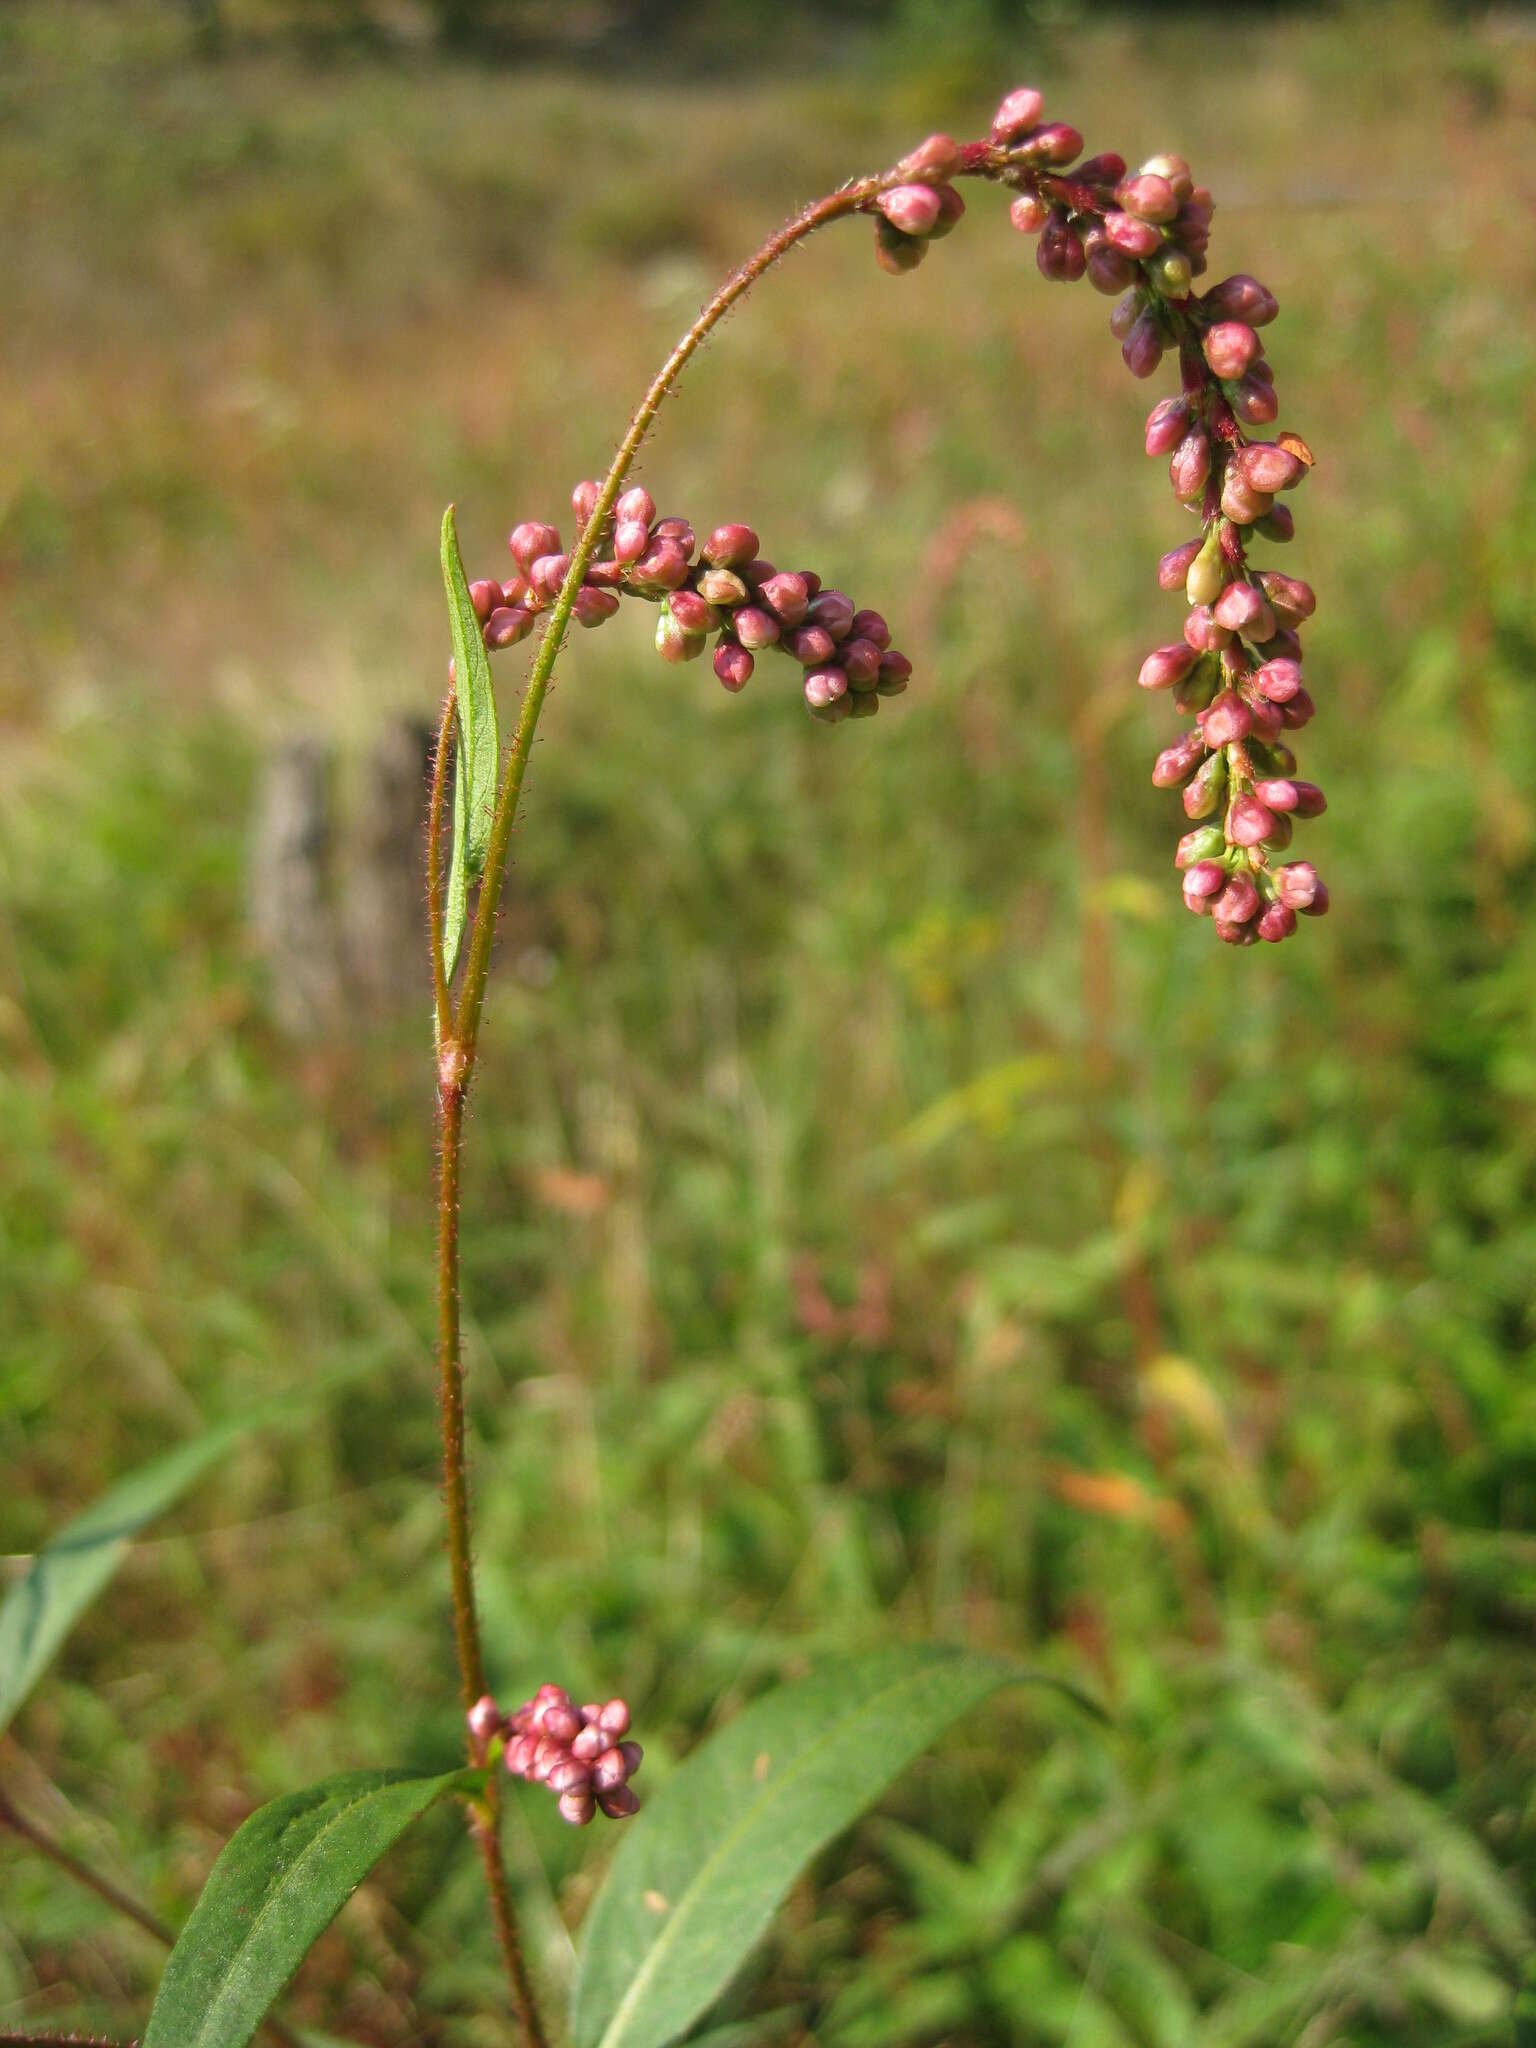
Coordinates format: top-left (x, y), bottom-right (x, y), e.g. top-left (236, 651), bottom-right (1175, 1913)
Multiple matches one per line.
top-left (3, 1), bottom-right (1535, 2043)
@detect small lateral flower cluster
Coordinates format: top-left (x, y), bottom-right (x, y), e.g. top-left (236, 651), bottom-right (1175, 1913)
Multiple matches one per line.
top-left (860, 87), bottom-right (1330, 942)
top-left (466, 485), bottom-right (914, 725)
top-left (468, 1686), bottom-right (641, 1827)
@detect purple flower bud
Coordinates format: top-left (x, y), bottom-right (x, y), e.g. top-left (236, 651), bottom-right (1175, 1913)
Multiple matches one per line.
top-left (1118, 172), bottom-right (1178, 223)
top-left (1199, 690), bottom-right (1252, 745)
top-left (669, 588), bottom-right (719, 636)
top-left (1109, 289), bottom-right (1143, 339)
top-left (1213, 580), bottom-right (1277, 641)
top-left (1078, 151), bottom-right (1127, 185)
top-left (1226, 794), bottom-right (1278, 846)
top-left (631, 541), bottom-right (692, 591)
top-left (850, 607), bottom-right (890, 649)
top-left (848, 690), bottom-right (879, 718)
top-left (468, 579), bottom-right (502, 623)
top-left (1256, 625), bottom-right (1304, 663)
top-left (1256, 900), bottom-right (1297, 942)
top-left (597, 1785), bottom-right (640, 1820)
top-left (1103, 209), bottom-right (1164, 258)
top-left (598, 1699), bottom-right (631, 1737)
top-left (810, 692), bottom-right (854, 724)
top-left (1203, 320), bottom-right (1261, 379)
top-left (1182, 860), bottom-right (1226, 912)
top-left (757, 572), bottom-right (809, 627)
top-left (547, 1756), bottom-right (591, 1795)
top-left (469, 1695), bottom-right (502, 1745)
top-left (1025, 121), bottom-right (1083, 166)
top-left (1176, 824), bottom-right (1227, 868)
top-left (899, 132), bottom-right (962, 181)
top-left (878, 648), bottom-right (913, 686)
top-left (1255, 570), bottom-right (1316, 623)
top-left (1202, 273), bottom-right (1279, 326)
top-left (574, 585), bottom-right (620, 628)
top-left (1214, 871), bottom-right (1260, 924)
top-left (1169, 428), bottom-right (1211, 501)
top-left (1245, 694), bottom-right (1284, 743)
top-left (1086, 242), bottom-right (1138, 294)
top-left (614, 519), bottom-right (650, 564)
top-left (592, 1747), bottom-right (630, 1793)
top-left (655, 610), bottom-right (704, 663)
top-left (1266, 742), bottom-right (1299, 774)
top-left (501, 574), bottom-right (530, 608)
top-left (1158, 537), bottom-right (1203, 590)
top-left (509, 521), bottom-right (561, 572)
top-left (1121, 308), bottom-right (1164, 378)
top-left (619, 1740), bottom-right (643, 1775)
top-left (531, 1737), bottom-right (563, 1781)
top-left (485, 605), bottom-right (535, 650)
top-left (571, 479), bottom-right (602, 526)
top-left (878, 183), bottom-right (944, 238)
top-left (558, 1788), bottom-right (595, 1827)
top-left (1183, 751), bottom-right (1228, 818)
top-left (874, 217), bottom-right (928, 274)
top-left (530, 552), bottom-right (572, 601)
top-left (1152, 729), bottom-right (1207, 786)
top-left (782, 623), bottom-right (835, 666)
top-left (1036, 210), bottom-right (1086, 282)
top-left (615, 486), bottom-right (655, 528)
top-left (1144, 397), bottom-right (1189, 456)
top-left (807, 588), bottom-right (855, 639)
top-left (732, 605), bottom-right (781, 650)
top-left (1214, 918), bottom-right (1258, 946)
top-left (1230, 375), bottom-right (1280, 425)
top-left (1275, 861), bottom-right (1327, 913)
top-left (930, 185), bottom-right (966, 239)
top-left (1232, 442), bottom-right (1304, 494)
top-left (799, 570), bottom-right (823, 597)
top-left (1183, 604), bottom-right (1231, 653)
top-left (697, 567), bottom-right (749, 607)
top-left (653, 517), bottom-right (695, 556)
top-left (714, 642), bottom-right (753, 692)
top-left (1147, 246), bottom-right (1193, 299)
top-left (1219, 468), bottom-right (1272, 525)
top-left (804, 665), bottom-right (848, 710)
top-left (1140, 152), bottom-right (1194, 201)
top-left (991, 85), bottom-right (1045, 143)
top-left (1261, 806), bottom-right (1292, 845)
top-left (1138, 642), bottom-right (1197, 691)
top-left (1255, 504), bottom-right (1296, 544)
top-left (1009, 192), bottom-right (1050, 236)
top-left (1281, 687), bottom-right (1316, 729)
top-left (841, 637), bottom-right (882, 688)
top-left (702, 523), bottom-right (759, 568)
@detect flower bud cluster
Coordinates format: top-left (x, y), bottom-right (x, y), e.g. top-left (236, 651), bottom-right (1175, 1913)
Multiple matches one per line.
top-left (468, 1686), bottom-right (641, 1826)
top-left (468, 482), bottom-right (912, 724)
top-left (961, 83), bottom-right (1329, 942)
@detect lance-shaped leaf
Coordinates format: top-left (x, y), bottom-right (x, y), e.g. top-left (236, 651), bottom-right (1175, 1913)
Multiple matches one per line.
top-left (0, 1422), bottom-right (251, 1738)
top-left (440, 504), bottom-right (499, 984)
top-left (144, 1768), bottom-right (471, 2048)
top-left (572, 1646), bottom-right (1099, 2048)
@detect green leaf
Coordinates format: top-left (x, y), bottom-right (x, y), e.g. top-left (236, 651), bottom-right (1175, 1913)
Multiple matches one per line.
top-left (0, 1422), bottom-right (250, 1737)
top-left (144, 1768), bottom-right (468, 2048)
top-left (440, 503), bottom-right (499, 985)
top-left (572, 1646), bottom-right (1095, 2048)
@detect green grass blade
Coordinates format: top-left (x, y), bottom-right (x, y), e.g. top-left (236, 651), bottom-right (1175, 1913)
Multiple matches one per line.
top-left (572, 1646), bottom-right (1095, 2048)
top-left (144, 1768), bottom-right (468, 2048)
top-left (0, 1422), bottom-right (250, 1737)
top-left (439, 503), bottom-right (498, 985)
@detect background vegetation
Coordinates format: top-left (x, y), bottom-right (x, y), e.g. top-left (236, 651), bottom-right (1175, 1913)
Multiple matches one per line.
top-left (2, 2), bottom-right (1533, 2042)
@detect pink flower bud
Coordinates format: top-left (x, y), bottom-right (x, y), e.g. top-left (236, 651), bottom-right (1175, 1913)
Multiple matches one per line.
top-left (1253, 657), bottom-right (1302, 702)
top-left (1213, 581), bottom-right (1276, 641)
top-left (1140, 152), bottom-right (1193, 199)
top-left (1158, 537), bottom-right (1203, 590)
top-left (653, 517), bottom-right (695, 555)
top-left (757, 571), bottom-right (809, 627)
top-left (732, 605), bottom-right (781, 650)
top-left (1232, 442), bottom-right (1304, 494)
top-left (702, 522), bottom-right (759, 568)
top-left (1219, 468), bottom-right (1272, 525)
top-left (1246, 695), bottom-right (1284, 743)
top-left (1144, 397), bottom-right (1189, 456)
top-left (1138, 642), bottom-right (1197, 691)
top-left (878, 649), bottom-right (913, 688)
top-left (850, 607), bottom-right (890, 649)
top-left (1009, 192), bottom-right (1050, 236)
top-left (1086, 243), bottom-right (1138, 294)
top-left (530, 552), bottom-right (572, 600)
top-left (598, 1699), bottom-right (631, 1737)
top-left (1226, 794), bottom-right (1278, 846)
top-left (1153, 729), bottom-right (1207, 786)
top-left (929, 185), bottom-right (966, 238)
top-left (468, 579), bottom-right (502, 623)
top-left (804, 665), bottom-right (848, 710)
top-left (1214, 872), bottom-right (1260, 923)
top-left (1281, 687), bottom-right (1316, 728)
top-left (1121, 308), bottom-right (1164, 378)
top-left (1183, 604), bottom-right (1230, 653)
top-left (573, 585), bottom-right (619, 628)
top-left (505, 1733), bottom-right (539, 1777)
top-left (1255, 505), bottom-right (1296, 545)
top-left (1257, 625), bottom-right (1304, 662)
top-left (619, 1740), bottom-right (643, 1775)
top-left (1256, 900), bottom-right (1297, 942)
top-left (655, 610), bottom-right (704, 663)
top-left (1199, 690), bottom-right (1252, 745)
top-left (1275, 861), bottom-right (1328, 913)
top-left (1203, 321), bottom-right (1261, 379)
top-left (572, 1724), bottom-right (605, 1760)
top-left (991, 86), bottom-right (1045, 143)
top-left (807, 588), bottom-right (855, 639)
top-left (1036, 210), bottom-right (1086, 282)
top-left (571, 479), bottom-right (602, 526)
top-left (1230, 375), bottom-right (1280, 425)
top-left (1077, 151), bottom-right (1127, 184)
top-left (615, 486), bottom-right (655, 528)
top-left (1255, 570), bottom-right (1316, 623)
top-left (1118, 172), bottom-right (1178, 222)
top-left (1169, 428), bottom-right (1211, 501)
top-left (1214, 918), bottom-right (1258, 946)
top-left (1025, 121), bottom-right (1083, 165)
top-left (714, 642), bottom-right (753, 692)
top-left (547, 1756), bottom-right (591, 1795)
top-left (584, 558), bottom-right (624, 587)
top-left (485, 605), bottom-right (535, 650)
top-left (1103, 209), bottom-right (1164, 258)
top-left (592, 1748), bottom-right (630, 1793)
top-left (558, 1789), bottom-right (595, 1827)
top-left (614, 519), bottom-right (650, 564)
top-left (631, 541), bottom-right (692, 590)
top-left (878, 183), bottom-right (944, 238)
top-left (784, 624), bottom-right (837, 666)
top-left (697, 567), bottom-right (749, 607)
top-left (841, 637), bottom-right (882, 688)
top-left (669, 588), bottom-right (718, 636)
top-left (1202, 274), bottom-right (1279, 326)
top-left (469, 1695), bottom-right (502, 1745)
top-left (1109, 289), bottom-right (1142, 339)
top-left (509, 521), bottom-right (561, 572)
top-left (597, 1785), bottom-right (640, 1820)
top-left (1182, 860), bottom-right (1226, 912)
top-left (899, 132), bottom-right (962, 181)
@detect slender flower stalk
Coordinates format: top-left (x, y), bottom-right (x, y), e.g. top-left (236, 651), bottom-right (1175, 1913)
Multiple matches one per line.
top-left (427, 87), bottom-right (1326, 2046)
